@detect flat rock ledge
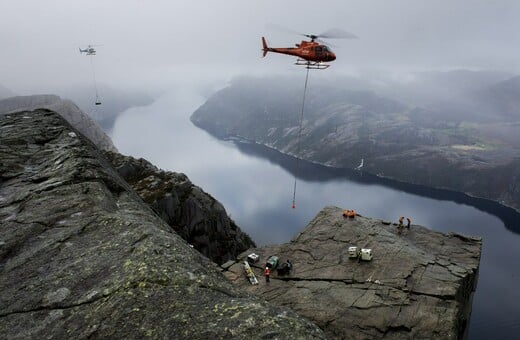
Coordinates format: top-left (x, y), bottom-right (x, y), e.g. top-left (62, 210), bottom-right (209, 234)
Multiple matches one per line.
top-left (0, 110), bottom-right (325, 339)
top-left (224, 206), bottom-right (482, 339)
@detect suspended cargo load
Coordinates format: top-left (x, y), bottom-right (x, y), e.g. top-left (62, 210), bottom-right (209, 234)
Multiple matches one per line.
top-left (79, 44), bottom-right (103, 105)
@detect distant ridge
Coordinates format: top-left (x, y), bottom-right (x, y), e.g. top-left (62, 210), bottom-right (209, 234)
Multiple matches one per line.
top-left (0, 84), bottom-right (16, 99)
top-left (0, 94), bottom-right (117, 152)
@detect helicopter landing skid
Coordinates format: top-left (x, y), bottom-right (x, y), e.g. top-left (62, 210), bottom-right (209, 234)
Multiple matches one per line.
top-left (295, 59), bottom-right (330, 69)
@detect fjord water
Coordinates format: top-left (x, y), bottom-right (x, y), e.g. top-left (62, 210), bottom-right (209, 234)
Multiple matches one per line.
top-left (112, 89), bottom-right (520, 339)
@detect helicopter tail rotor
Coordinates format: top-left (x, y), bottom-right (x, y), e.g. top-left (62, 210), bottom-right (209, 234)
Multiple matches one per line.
top-left (262, 37), bottom-right (269, 57)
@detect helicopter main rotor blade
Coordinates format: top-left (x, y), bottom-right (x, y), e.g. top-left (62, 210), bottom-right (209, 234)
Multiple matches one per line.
top-left (266, 23), bottom-right (358, 43)
top-left (318, 28), bottom-right (358, 39)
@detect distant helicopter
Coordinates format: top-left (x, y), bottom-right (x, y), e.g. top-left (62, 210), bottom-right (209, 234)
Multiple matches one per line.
top-left (78, 44), bottom-right (102, 105)
top-left (262, 28), bottom-right (357, 69)
top-left (79, 45), bottom-right (99, 56)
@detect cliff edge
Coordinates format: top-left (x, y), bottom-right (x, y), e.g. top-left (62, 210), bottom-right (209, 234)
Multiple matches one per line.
top-left (104, 151), bottom-right (256, 265)
top-left (0, 110), bottom-right (325, 339)
top-left (224, 206), bottom-right (482, 339)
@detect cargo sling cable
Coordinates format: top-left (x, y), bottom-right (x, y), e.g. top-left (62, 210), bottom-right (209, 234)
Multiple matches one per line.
top-left (292, 65), bottom-right (310, 209)
top-left (260, 28), bottom-right (357, 208)
top-left (90, 54), bottom-right (101, 105)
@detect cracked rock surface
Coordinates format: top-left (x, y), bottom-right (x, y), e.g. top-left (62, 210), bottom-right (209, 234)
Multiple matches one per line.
top-left (0, 110), bottom-right (325, 339)
top-left (225, 206), bottom-right (482, 339)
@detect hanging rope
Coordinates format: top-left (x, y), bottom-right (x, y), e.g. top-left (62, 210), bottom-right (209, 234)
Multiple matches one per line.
top-left (292, 65), bottom-right (311, 209)
top-left (90, 55), bottom-right (101, 105)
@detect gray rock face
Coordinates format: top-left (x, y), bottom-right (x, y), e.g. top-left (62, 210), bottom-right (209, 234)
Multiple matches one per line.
top-left (0, 110), bottom-right (326, 339)
top-left (105, 151), bottom-right (256, 265)
top-left (191, 78), bottom-right (520, 212)
top-left (224, 206), bottom-right (482, 339)
top-left (0, 95), bottom-right (117, 152)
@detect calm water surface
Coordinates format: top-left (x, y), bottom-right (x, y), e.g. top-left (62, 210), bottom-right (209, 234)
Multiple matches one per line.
top-left (112, 89), bottom-right (520, 339)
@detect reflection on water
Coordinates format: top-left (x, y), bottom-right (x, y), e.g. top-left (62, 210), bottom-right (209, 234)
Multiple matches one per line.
top-left (228, 138), bottom-right (520, 340)
top-left (231, 138), bottom-right (520, 234)
top-left (112, 89), bottom-right (520, 340)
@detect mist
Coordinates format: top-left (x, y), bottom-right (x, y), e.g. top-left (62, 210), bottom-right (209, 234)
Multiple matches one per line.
top-left (2, 1), bottom-right (520, 96)
top-left (3, 0), bottom-right (520, 168)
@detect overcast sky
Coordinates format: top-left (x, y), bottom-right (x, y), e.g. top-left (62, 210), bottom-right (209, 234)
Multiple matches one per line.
top-left (2, 0), bottom-right (520, 94)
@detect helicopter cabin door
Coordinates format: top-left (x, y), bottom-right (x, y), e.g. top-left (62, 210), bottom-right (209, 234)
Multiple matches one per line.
top-left (314, 46), bottom-right (323, 59)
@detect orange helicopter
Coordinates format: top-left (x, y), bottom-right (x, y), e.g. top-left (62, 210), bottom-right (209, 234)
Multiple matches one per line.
top-left (262, 28), bottom-right (357, 69)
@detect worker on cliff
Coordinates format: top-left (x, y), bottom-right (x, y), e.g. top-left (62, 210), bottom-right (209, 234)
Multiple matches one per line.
top-left (398, 216), bottom-right (404, 234)
top-left (265, 267), bottom-right (270, 283)
top-left (406, 217), bottom-right (411, 229)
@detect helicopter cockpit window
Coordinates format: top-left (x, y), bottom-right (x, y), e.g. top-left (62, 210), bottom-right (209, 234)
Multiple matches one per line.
top-left (323, 46), bottom-right (334, 53)
top-left (314, 46), bottom-right (323, 52)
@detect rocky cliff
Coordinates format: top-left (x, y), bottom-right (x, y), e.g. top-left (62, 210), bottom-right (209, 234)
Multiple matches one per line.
top-left (0, 95), bottom-right (117, 152)
top-left (191, 77), bottom-right (520, 212)
top-left (0, 110), bottom-right (325, 339)
top-left (105, 151), bottom-right (256, 265)
top-left (224, 206), bottom-right (482, 339)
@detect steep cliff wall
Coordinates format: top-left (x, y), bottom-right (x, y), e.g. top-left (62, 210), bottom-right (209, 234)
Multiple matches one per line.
top-left (105, 152), bottom-right (256, 265)
top-left (0, 110), bottom-right (325, 339)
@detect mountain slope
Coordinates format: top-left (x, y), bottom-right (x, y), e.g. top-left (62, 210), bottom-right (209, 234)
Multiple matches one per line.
top-left (474, 75), bottom-right (520, 122)
top-left (191, 77), bottom-right (520, 212)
